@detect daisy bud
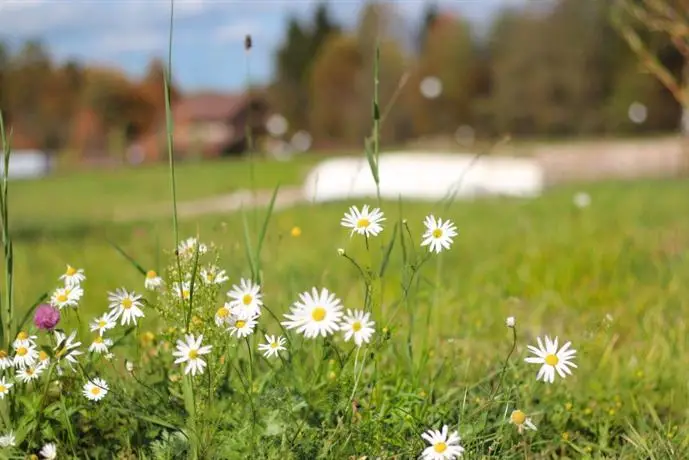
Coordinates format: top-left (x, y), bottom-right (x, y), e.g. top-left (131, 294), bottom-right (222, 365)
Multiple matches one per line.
top-left (33, 304), bottom-right (60, 330)
top-left (125, 360), bottom-right (134, 373)
top-left (337, 248), bottom-right (345, 256)
top-left (505, 316), bottom-right (516, 328)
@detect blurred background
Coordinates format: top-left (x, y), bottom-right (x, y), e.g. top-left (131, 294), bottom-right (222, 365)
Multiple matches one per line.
top-left (0, 0), bottom-right (687, 170)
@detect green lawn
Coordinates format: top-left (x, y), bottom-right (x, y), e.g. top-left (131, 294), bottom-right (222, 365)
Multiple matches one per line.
top-left (9, 154), bottom-right (322, 233)
top-left (4, 166), bottom-right (689, 457)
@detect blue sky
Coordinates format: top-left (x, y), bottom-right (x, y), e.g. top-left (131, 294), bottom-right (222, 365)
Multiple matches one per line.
top-left (0, 0), bottom-right (527, 92)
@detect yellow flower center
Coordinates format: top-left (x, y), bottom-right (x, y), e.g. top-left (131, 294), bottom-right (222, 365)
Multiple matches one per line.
top-left (432, 228), bottom-right (443, 238)
top-left (39, 351), bottom-right (48, 361)
top-left (0, 385), bottom-right (5, 392)
top-left (216, 307), bottom-right (230, 318)
top-left (242, 294), bottom-right (253, 305)
top-left (182, 290), bottom-right (190, 299)
top-left (188, 350), bottom-right (198, 359)
top-left (122, 298), bottom-right (133, 309)
top-left (66, 265), bottom-right (77, 276)
top-left (312, 307), bottom-right (327, 322)
top-left (206, 273), bottom-right (214, 281)
top-left (545, 354), bottom-right (559, 366)
top-left (16, 347), bottom-right (27, 356)
top-left (434, 442), bottom-right (447, 453)
top-left (57, 294), bottom-right (68, 303)
top-left (26, 368), bottom-right (35, 376)
top-left (511, 410), bottom-right (526, 425)
top-left (0, 350), bottom-right (6, 359)
top-left (17, 331), bottom-right (28, 340)
top-left (356, 218), bottom-right (370, 228)
top-left (146, 270), bottom-right (157, 279)
top-left (94, 337), bottom-right (103, 344)
top-left (352, 321), bottom-right (362, 332)
top-left (98, 320), bottom-right (106, 328)
top-left (90, 387), bottom-right (101, 395)
top-left (291, 226), bottom-right (302, 237)
top-left (235, 320), bottom-right (246, 328)
top-left (270, 342), bottom-right (278, 348)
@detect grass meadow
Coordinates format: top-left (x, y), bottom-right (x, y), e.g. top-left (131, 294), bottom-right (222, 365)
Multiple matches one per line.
top-left (4, 152), bottom-right (689, 458)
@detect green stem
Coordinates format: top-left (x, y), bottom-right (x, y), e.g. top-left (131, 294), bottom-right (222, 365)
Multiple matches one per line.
top-left (165, 0), bottom-right (179, 246)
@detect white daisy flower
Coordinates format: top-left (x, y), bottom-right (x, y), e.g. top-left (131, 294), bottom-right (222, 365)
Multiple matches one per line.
top-left (59, 264), bottom-right (86, 287)
top-left (16, 365), bottom-right (45, 383)
top-left (49, 285), bottom-right (83, 309)
top-left (40, 442), bottom-right (57, 459)
top-left (89, 336), bottom-right (113, 354)
top-left (340, 309), bottom-right (375, 346)
top-left (281, 287), bottom-right (343, 338)
top-left (12, 342), bottom-right (38, 368)
top-left (12, 331), bottom-right (37, 349)
top-left (201, 265), bottom-right (229, 285)
top-left (177, 237), bottom-right (208, 260)
top-left (341, 204), bottom-right (385, 237)
top-left (173, 281), bottom-right (192, 301)
top-left (0, 431), bottom-right (15, 447)
top-left (90, 312), bottom-right (117, 336)
top-left (421, 215), bottom-right (458, 254)
top-left (525, 335), bottom-right (577, 383)
top-left (108, 288), bottom-right (145, 326)
top-left (172, 334), bottom-right (212, 376)
top-left (258, 334), bottom-right (286, 358)
top-left (0, 377), bottom-right (13, 399)
top-left (214, 305), bottom-right (232, 327)
top-left (54, 330), bottom-right (83, 369)
top-left (37, 350), bottom-right (50, 367)
top-left (144, 270), bottom-right (164, 290)
top-left (83, 377), bottom-right (109, 401)
top-left (509, 409), bottom-right (537, 434)
top-left (227, 313), bottom-right (258, 339)
top-left (104, 353), bottom-right (114, 361)
top-left (421, 425), bottom-right (464, 460)
top-left (0, 350), bottom-right (12, 370)
top-left (226, 278), bottom-right (263, 317)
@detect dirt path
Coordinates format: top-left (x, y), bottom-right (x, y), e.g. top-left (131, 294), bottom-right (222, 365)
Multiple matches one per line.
top-left (113, 186), bottom-right (306, 223)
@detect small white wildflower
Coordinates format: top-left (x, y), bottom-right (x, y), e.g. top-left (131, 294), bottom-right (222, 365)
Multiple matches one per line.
top-left (12, 331), bottom-right (37, 349)
top-left (108, 288), bottom-right (145, 326)
top-left (0, 431), bottom-right (15, 447)
top-left (258, 334), bottom-right (286, 358)
top-left (227, 278), bottom-right (263, 317)
top-left (83, 378), bottom-right (109, 401)
top-left (40, 442), bottom-right (58, 459)
top-left (172, 334), bottom-right (212, 376)
top-left (60, 264), bottom-right (86, 287)
top-left (421, 424), bottom-right (464, 459)
top-left (49, 285), bottom-right (83, 309)
top-left (0, 376), bottom-right (13, 399)
top-left (54, 330), bottom-right (83, 369)
top-left (421, 215), bottom-right (458, 253)
top-left (509, 409), bottom-right (537, 434)
top-left (201, 265), bottom-right (229, 285)
top-left (281, 287), bottom-right (343, 338)
top-left (125, 360), bottom-right (135, 373)
top-left (177, 237), bottom-right (207, 259)
top-left (144, 270), bottom-right (163, 290)
top-left (505, 316), bottom-right (516, 328)
top-left (88, 336), bottom-right (113, 354)
top-left (337, 248), bottom-right (345, 256)
top-left (340, 309), bottom-right (375, 346)
top-left (16, 365), bottom-right (45, 383)
top-left (525, 336), bottom-right (577, 383)
top-left (12, 342), bottom-right (38, 369)
top-left (0, 350), bottom-right (12, 370)
top-left (173, 281), bottom-right (192, 301)
top-left (214, 305), bottom-right (232, 327)
top-left (227, 313), bottom-right (258, 339)
top-left (341, 205), bottom-right (385, 237)
top-left (89, 312), bottom-right (117, 336)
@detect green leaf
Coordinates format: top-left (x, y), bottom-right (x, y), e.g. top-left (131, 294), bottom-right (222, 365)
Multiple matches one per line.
top-left (379, 222), bottom-right (399, 278)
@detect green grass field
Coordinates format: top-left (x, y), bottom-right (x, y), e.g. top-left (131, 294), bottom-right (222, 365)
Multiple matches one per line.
top-left (6, 155), bottom-right (689, 458)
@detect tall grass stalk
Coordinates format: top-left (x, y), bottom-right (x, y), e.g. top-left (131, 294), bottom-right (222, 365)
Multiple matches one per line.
top-left (0, 110), bottom-right (14, 351)
top-left (164, 0), bottom-right (179, 246)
